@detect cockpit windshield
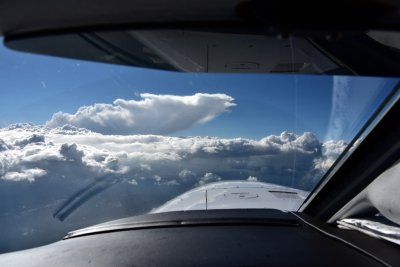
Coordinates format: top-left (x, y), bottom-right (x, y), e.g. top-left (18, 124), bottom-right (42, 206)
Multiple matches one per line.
top-left (0, 31), bottom-right (399, 253)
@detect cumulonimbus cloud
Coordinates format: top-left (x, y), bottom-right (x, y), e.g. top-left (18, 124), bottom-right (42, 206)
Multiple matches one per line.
top-left (45, 93), bottom-right (236, 135)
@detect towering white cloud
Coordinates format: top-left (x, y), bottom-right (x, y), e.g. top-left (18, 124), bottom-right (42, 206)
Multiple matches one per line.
top-left (313, 139), bottom-right (347, 172)
top-left (46, 93), bottom-right (236, 135)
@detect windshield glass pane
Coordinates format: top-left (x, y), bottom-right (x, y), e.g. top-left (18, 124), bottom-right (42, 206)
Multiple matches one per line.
top-left (0, 38), bottom-right (398, 253)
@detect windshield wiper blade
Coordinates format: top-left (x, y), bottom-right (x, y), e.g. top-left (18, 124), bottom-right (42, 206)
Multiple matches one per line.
top-left (53, 174), bottom-right (119, 221)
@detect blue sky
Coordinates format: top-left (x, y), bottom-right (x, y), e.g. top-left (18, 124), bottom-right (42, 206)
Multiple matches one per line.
top-left (0, 40), bottom-right (397, 140)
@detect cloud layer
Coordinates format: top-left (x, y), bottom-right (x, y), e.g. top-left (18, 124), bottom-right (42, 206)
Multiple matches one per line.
top-left (0, 92), bottom-right (346, 253)
top-left (0, 123), bottom-right (347, 252)
top-left (46, 93), bottom-right (236, 135)
top-left (0, 123), bottom-right (346, 188)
